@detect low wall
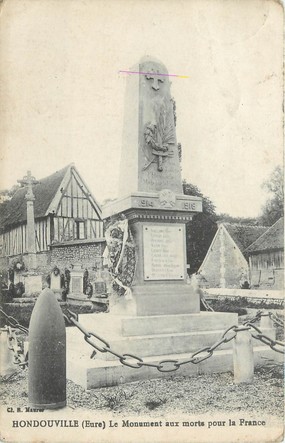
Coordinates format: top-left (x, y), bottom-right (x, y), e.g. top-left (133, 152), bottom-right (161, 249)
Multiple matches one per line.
top-left (204, 288), bottom-right (284, 311)
top-left (205, 288), bottom-right (283, 300)
top-left (0, 298), bottom-right (108, 329)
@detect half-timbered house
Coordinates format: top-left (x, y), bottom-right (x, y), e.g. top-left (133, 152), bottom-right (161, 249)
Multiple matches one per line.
top-left (0, 164), bottom-right (105, 292)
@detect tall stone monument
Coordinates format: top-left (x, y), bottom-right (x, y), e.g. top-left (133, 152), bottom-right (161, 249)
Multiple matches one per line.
top-left (103, 56), bottom-right (202, 315)
top-left (68, 57), bottom-right (268, 389)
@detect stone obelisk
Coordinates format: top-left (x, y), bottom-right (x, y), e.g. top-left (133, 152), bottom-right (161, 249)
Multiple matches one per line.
top-left (103, 56), bottom-right (202, 316)
top-left (119, 56), bottom-right (182, 196)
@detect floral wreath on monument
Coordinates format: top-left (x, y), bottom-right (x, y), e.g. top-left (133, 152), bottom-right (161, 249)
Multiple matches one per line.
top-left (52, 266), bottom-right (60, 276)
top-left (103, 214), bottom-right (136, 298)
top-left (12, 257), bottom-right (25, 273)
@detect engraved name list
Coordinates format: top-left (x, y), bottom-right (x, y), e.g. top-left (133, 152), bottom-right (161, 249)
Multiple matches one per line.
top-left (143, 224), bottom-right (185, 280)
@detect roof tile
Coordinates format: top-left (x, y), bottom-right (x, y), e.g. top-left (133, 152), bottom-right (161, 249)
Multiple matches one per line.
top-left (245, 217), bottom-right (284, 253)
top-left (223, 223), bottom-right (268, 252)
top-left (0, 165), bottom-right (70, 230)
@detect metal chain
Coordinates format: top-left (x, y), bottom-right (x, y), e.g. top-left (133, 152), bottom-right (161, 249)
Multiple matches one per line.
top-left (243, 311), bottom-right (285, 354)
top-left (64, 310), bottom-right (243, 373)
top-left (243, 310), bottom-right (262, 325)
top-left (1, 305), bottom-right (283, 375)
top-left (6, 326), bottom-right (28, 369)
top-left (246, 322), bottom-right (285, 354)
top-left (268, 312), bottom-right (284, 328)
top-left (201, 297), bottom-right (214, 312)
top-left (64, 308), bottom-right (285, 373)
top-left (0, 308), bottom-right (29, 335)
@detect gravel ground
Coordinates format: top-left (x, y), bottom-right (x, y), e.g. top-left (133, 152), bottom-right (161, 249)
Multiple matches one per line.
top-left (1, 363), bottom-right (283, 417)
top-left (1, 310), bottom-right (284, 418)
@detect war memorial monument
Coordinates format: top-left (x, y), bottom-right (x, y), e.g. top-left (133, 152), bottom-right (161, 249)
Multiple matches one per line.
top-left (66, 57), bottom-right (272, 389)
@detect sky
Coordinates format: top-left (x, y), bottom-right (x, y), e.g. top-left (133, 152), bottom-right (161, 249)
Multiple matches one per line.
top-left (0, 0), bottom-right (283, 217)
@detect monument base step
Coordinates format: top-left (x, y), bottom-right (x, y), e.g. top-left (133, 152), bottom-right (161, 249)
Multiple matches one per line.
top-left (74, 311), bottom-right (238, 336)
top-left (66, 312), bottom-right (275, 361)
top-left (67, 346), bottom-right (278, 389)
top-left (66, 311), bottom-right (277, 389)
top-left (67, 312), bottom-right (239, 360)
top-left (67, 324), bottom-right (275, 361)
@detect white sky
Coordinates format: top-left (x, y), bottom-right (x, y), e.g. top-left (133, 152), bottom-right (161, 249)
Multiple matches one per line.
top-left (0, 0), bottom-right (283, 217)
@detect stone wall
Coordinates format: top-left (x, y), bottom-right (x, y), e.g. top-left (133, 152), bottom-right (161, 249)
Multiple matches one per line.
top-left (50, 240), bottom-right (106, 282)
top-left (0, 240), bottom-right (108, 293)
top-left (31, 252), bottom-right (50, 271)
top-left (0, 252), bottom-right (50, 273)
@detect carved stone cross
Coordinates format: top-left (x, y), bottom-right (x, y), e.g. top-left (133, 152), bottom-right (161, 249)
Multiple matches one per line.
top-left (18, 170), bottom-right (39, 201)
top-left (17, 170), bottom-right (40, 261)
top-left (145, 69), bottom-right (164, 91)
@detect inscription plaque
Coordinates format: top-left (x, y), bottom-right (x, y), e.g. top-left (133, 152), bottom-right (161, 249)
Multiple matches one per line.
top-left (71, 276), bottom-right (82, 293)
top-left (143, 224), bottom-right (185, 280)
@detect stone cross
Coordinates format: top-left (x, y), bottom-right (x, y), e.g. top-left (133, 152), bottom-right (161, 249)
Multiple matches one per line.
top-left (17, 171), bottom-right (39, 265)
top-left (18, 170), bottom-right (39, 201)
top-left (145, 69), bottom-right (164, 91)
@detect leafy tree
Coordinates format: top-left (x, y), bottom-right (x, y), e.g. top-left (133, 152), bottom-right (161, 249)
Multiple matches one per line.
top-left (216, 213), bottom-right (260, 226)
top-left (259, 165), bottom-right (284, 226)
top-left (183, 181), bottom-right (218, 273)
top-left (0, 184), bottom-right (21, 203)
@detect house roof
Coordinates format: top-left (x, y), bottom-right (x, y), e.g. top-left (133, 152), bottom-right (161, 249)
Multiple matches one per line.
top-left (245, 217), bottom-right (284, 254)
top-left (223, 223), bottom-right (268, 253)
top-left (0, 165), bottom-right (70, 230)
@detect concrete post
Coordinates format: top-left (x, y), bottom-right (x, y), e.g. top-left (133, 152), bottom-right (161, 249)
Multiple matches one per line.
top-left (260, 312), bottom-right (274, 330)
top-left (233, 328), bottom-right (254, 384)
top-left (0, 327), bottom-right (15, 377)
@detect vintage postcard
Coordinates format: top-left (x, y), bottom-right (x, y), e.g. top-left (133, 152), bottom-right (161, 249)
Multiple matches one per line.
top-left (0, 0), bottom-right (284, 442)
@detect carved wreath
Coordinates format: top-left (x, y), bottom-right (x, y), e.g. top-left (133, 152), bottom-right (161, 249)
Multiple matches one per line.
top-left (143, 101), bottom-right (175, 172)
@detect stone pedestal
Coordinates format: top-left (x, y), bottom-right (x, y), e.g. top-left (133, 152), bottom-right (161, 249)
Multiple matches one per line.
top-left (70, 265), bottom-right (84, 295)
top-left (103, 191), bottom-right (202, 316)
top-left (24, 274), bottom-right (42, 296)
top-left (50, 273), bottom-right (61, 292)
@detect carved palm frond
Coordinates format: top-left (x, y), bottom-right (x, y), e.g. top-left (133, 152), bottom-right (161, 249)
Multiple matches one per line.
top-left (155, 103), bottom-right (175, 146)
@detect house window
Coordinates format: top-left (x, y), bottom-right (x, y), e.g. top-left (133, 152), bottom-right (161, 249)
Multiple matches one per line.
top-left (76, 221), bottom-right (86, 240)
